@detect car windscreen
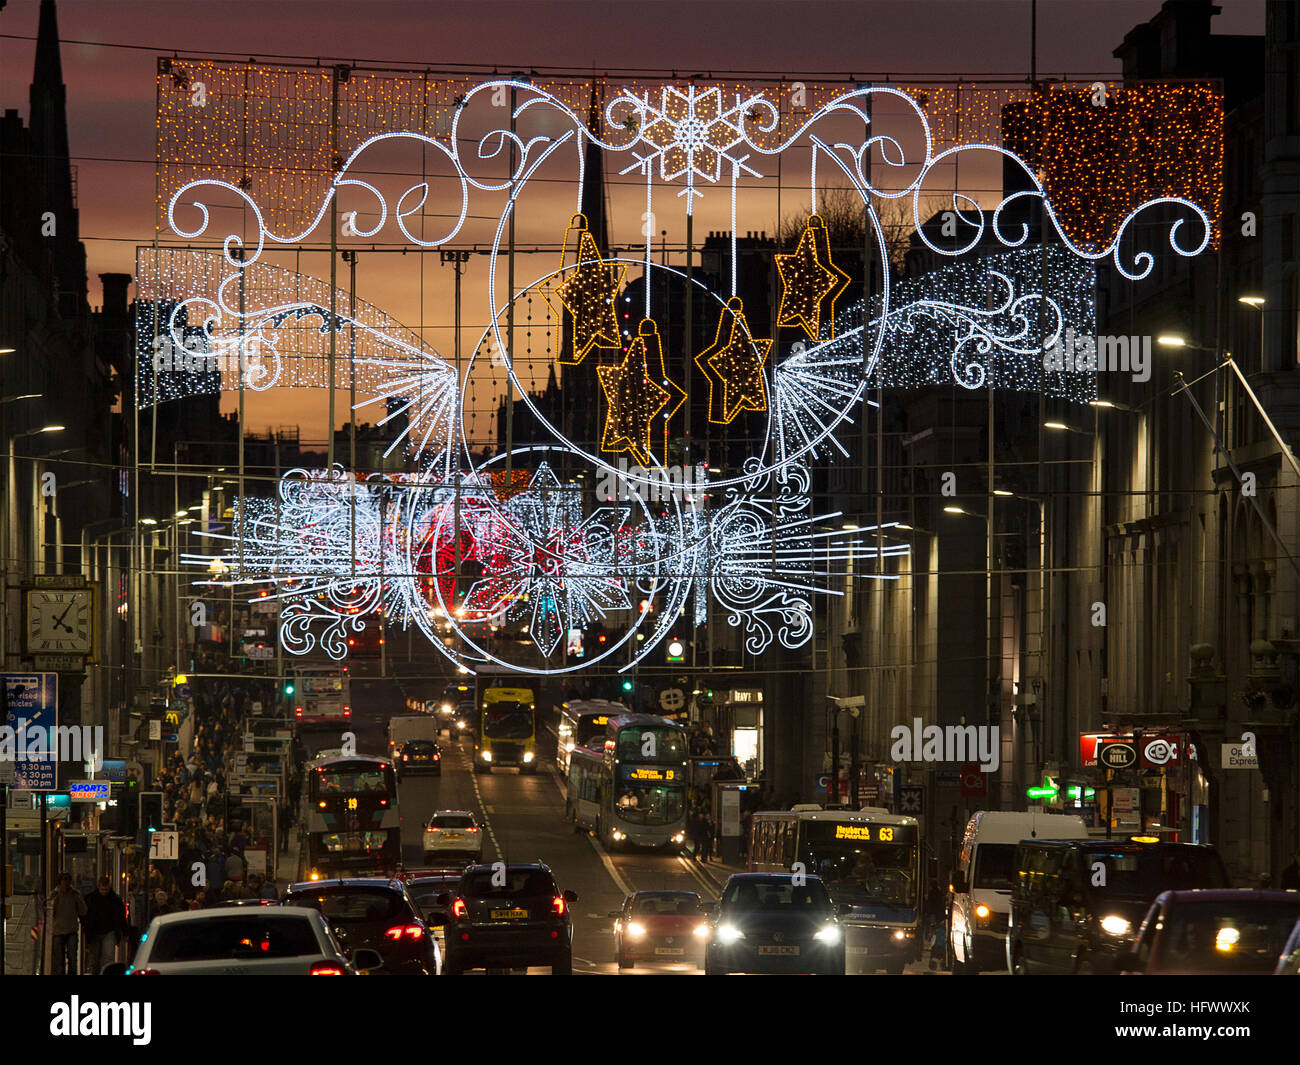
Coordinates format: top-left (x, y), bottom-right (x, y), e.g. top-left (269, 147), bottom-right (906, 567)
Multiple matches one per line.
top-left (430, 814), bottom-right (475, 829)
top-left (1083, 848), bottom-right (1228, 899)
top-left (463, 869), bottom-right (556, 900)
top-left (722, 880), bottom-right (831, 913)
top-left (972, 843), bottom-right (1018, 890)
top-left (484, 705), bottom-right (532, 738)
top-left (149, 917), bottom-right (321, 961)
top-left (632, 894), bottom-right (701, 915)
top-left (1154, 900), bottom-right (1300, 972)
top-left (286, 888), bottom-right (405, 922)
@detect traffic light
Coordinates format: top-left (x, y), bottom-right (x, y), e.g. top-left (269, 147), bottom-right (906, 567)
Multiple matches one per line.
top-left (119, 778), bottom-right (139, 838)
top-left (284, 681), bottom-right (295, 696)
top-left (138, 790), bottom-right (164, 842)
top-left (621, 680), bottom-right (634, 693)
top-left (667, 638), bottom-right (685, 663)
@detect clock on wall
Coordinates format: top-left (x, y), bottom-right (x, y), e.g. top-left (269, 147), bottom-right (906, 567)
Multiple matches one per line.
top-left (24, 586), bottom-right (95, 658)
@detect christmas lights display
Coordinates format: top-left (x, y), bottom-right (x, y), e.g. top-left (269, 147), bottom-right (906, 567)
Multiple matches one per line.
top-left (152, 69), bottom-right (1220, 674)
top-left (695, 296), bottom-right (772, 424)
top-left (775, 214), bottom-right (853, 341)
top-left (545, 213), bottom-right (626, 365)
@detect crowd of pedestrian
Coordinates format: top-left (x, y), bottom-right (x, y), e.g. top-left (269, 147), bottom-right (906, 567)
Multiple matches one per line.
top-left (49, 676), bottom-right (300, 973)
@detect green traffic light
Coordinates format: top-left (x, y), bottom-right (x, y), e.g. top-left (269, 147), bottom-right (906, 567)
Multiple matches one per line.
top-left (621, 680), bottom-right (633, 692)
top-left (285, 683), bottom-right (295, 695)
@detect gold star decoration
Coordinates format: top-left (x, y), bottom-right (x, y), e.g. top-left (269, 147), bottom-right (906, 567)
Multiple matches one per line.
top-left (545, 213), bottom-right (626, 366)
top-left (695, 296), bottom-right (772, 424)
top-left (775, 213), bottom-right (851, 341)
top-left (596, 319), bottom-right (686, 469)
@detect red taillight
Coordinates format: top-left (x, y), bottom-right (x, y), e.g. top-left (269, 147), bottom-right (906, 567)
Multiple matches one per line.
top-left (405, 925), bottom-right (423, 939)
top-left (384, 924), bottom-right (424, 941)
top-left (551, 896), bottom-right (566, 917)
top-left (310, 963), bottom-right (346, 975)
top-left (131, 968), bottom-right (161, 975)
top-left (465, 826), bottom-right (479, 833)
top-left (451, 899), bottom-right (467, 920)
top-left (383, 926), bottom-right (403, 941)
top-left (379, 798), bottom-right (388, 806)
top-left (402, 754), bottom-right (409, 762)
top-left (433, 753), bottom-right (440, 761)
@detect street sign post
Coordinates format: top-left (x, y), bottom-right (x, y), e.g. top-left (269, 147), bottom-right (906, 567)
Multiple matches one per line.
top-left (149, 830), bottom-right (179, 861)
top-left (3, 673), bottom-right (58, 790)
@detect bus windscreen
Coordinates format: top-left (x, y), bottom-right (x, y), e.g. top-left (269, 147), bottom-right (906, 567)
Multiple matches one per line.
top-left (484, 704), bottom-right (533, 738)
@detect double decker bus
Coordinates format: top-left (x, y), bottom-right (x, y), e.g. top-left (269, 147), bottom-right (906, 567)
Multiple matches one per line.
top-left (565, 713), bottom-right (688, 851)
top-left (473, 686), bottom-right (537, 773)
top-left (556, 699), bottom-right (626, 776)
top-left (748, 807), bottom-right (922, 974)
top-left (289, 665), bottom-right (351, 726)
top-left (304, 754), bottom-right (400, 880)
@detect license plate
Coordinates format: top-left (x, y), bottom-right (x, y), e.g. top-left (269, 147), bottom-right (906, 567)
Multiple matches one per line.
top-left (491, 908), bottom-right (529, 920)
top-left (847, 946), bottom-right (870, 955)
top-left (654, 947), bottom-right (685, 956)
top-left (757, 945), bottom-right (800, 956)
top-left (443, 833), bottom-right (461, 839)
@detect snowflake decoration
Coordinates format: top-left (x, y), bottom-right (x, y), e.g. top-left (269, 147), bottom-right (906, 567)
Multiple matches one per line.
top-left (617, 85), bottom-right (763, 209)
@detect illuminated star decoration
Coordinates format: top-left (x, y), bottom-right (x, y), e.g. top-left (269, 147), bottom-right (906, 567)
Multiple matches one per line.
top-left (545, 213), bottom-right (626, 366)
top-left (695, 296), bottom-right (772, 424)
top-left (775, 213), bottom-right (852, 341)
top-left (597, 318), bottom-right (686, 469)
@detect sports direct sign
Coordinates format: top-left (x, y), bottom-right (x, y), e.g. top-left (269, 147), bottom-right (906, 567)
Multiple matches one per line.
top-left (1079, 731), bottom-right (1190, 770)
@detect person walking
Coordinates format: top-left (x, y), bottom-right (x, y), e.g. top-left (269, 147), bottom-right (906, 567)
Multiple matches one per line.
top-left (48, 872), bottom-right (87, 975)
top-left (82, 876), bottom-right (128, 975)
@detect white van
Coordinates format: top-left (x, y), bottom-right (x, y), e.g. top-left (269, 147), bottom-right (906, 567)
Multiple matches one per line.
top-left (387, 714), bottom-right (439, 755)
top-left (948, 810), bottom-right (1089, 973)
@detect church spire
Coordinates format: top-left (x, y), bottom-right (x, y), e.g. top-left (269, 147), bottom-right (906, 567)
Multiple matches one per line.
top-left (580, 81), bottom-right (609, 255)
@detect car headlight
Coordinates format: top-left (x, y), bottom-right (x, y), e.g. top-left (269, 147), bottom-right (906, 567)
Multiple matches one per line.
top-left (673, 832), bottom-right (685, 843)
top-left (715, 924), bottom-right (744, 944)
top-left (814, 926), bottom-right (841, 944)
top-left (693, 924), bottom-right (709, 938)
top-left (627, 922), bottom-right (646, 938)
top-left (523, 751), bottom-right (534, 763)
top-left (1099, 915), bottom-right (1131, 937)
top-left (612, 829), bottom-right (625, 841)
top-left (893, 929), bottom-right (907, 941)
top-left (481, 750), bottom-right (492, 761)
top-left (974, 903), bottom-right (991, 923)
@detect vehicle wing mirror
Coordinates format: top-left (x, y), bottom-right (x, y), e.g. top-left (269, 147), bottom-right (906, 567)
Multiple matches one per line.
top-left (563, 889), bottom-right (578, 903)
top-left (350, 947), bottom-right (384, 973)
top-left (100, 961), bottom-right (129, 976)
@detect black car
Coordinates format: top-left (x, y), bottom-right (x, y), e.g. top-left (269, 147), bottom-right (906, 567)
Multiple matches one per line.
top-left (283, 878), bottom-right (440, 975)
top-left (405, 874), bottom-right (463, 928)
top-left (398, 738), bottom-right (442, 776)
top-left (440, 863), bottom-right (577, 974)
top-left (1007, 839), bottom-right (1230, 975)
top-left (705, 873), bottom-right (847, 975)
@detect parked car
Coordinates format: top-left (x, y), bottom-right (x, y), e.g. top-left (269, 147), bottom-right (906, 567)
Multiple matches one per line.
top-left (1116, 890), bottom-right (1300, 974)
top-left (108, 907), bottom-right (381, 975)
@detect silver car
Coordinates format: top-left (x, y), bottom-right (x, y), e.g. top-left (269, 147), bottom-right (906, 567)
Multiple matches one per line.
top-left (122, 906), bottom-right (383, 975)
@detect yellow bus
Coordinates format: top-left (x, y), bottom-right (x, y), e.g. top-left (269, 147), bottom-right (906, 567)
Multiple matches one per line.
top-left (473, 686), bottom-right (536, 774)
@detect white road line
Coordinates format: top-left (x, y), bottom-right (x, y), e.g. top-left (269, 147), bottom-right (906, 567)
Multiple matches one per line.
top-left (461, 744), bottom-right (503, 860)
top-left (587, 834), bottom-right (633, 897)
top-left (677, 855), bottom-right (721, 899)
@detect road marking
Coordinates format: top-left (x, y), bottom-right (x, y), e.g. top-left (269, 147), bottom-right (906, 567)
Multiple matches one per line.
top-left (461, 745), bottom-right (503, 860)
top-left (677, 855), bottom-right (720, 899)
top-left (587, 834), bottom-right (633, 897)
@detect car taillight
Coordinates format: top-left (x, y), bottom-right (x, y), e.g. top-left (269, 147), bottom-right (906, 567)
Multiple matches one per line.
top-left (465, 827), bottom-right (479, 833)
top-left (385, 924), bottom-right (423, 940)
top-left (551, 896), bottom-right (566, 917)
top-left (433, 753), bottom-right (440, 760)
top-left (402, 754), bottom-right (409, 762)
top-left (131, 968), bottom-right (161, 975)
top-left (379, 798), bottom-right (388, 806)
top-left (452, 899), bottom-right (467, 920)
top-left (310, 963), bottom-right (346, 975)
top-left (383, 926), bottom-right (404, 941)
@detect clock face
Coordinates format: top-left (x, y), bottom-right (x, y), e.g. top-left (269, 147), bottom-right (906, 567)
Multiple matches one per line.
top-left (26, 589), bottom-right (93, 656)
